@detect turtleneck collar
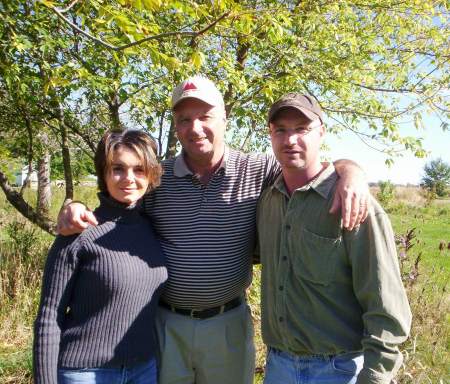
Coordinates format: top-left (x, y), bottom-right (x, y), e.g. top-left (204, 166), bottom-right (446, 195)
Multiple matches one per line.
top-left (93, 192), bottom-right (143, 224)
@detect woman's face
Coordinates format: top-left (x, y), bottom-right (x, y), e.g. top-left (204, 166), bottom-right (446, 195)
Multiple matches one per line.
top-left (105, 146), bottom-right (150, 205)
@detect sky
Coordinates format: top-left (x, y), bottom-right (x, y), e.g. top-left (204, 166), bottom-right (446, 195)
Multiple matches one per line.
top-left (322, 120), bottom-right (450, 186)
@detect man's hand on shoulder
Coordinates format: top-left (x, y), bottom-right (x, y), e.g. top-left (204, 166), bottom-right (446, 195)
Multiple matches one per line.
top-left (57, 201), bottom-right (98, 236)
top-left (331, 159), bottom-right (370, 231)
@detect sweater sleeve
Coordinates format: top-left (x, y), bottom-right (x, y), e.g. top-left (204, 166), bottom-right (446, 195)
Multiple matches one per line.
top-left (33, 234), bottom-right (82, 384)
top-left (345, 202), bottom-right (412, 384)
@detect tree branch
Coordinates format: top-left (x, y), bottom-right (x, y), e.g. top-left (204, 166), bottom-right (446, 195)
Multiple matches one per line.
top-left (349, 82), bottom-right (415, 93)
top-left (224, 36), bottom-right (251, 116)
top-left (39, 104), bottom-right (97, 152)
top-left (0, 170), bottom-right (56, 235)
top-left (59, 0), bottom-right (81, 13)
top-left (189, 11), bottom-right (231, 47)
top-left (327, 115), bottom-right (403, 155)
top-left (49, 5), bottom-right (230, 51)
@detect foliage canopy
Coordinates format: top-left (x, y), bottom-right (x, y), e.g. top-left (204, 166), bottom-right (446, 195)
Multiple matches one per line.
top-left (0, 0), bottom-right (449, 231)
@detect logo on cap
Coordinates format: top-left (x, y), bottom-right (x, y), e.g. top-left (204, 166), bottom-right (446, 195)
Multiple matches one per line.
top-left (183, 82), bottom-right (197, 91)
top-left (172, 75), bottom-right (225, 109)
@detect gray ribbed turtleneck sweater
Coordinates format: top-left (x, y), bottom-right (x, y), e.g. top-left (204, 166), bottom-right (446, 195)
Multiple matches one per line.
top-left (33, 193), bottom-right (168, 384)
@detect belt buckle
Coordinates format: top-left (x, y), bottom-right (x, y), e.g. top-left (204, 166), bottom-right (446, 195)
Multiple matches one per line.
top-left (190, 309), bottom-right (201, 319)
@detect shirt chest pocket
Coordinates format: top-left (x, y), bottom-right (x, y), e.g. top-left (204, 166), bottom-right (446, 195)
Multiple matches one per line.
top-left (290, 227), bottom-right (343, 286)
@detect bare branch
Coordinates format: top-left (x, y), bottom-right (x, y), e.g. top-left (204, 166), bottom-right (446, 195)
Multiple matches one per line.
top-left (59, 0), bottom-right (81, 13)
top-left (349, 82), bottom-right (415, 93)
top-left (327, 115), bottom-right (403, 155)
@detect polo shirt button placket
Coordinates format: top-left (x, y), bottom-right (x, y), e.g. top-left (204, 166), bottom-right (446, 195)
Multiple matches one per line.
top-left (191, 176), bottom-right (202, 189)
top-left (200, 185), bottom-right (208, 209)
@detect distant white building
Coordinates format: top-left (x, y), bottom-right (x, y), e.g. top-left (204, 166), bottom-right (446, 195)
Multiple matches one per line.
top-left (15, 166), bottom-right (38, 187)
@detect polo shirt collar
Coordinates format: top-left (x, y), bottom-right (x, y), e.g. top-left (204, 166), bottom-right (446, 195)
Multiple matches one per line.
top-left (173, 147), bottom-right (229, 178)
top-left (273, 163), bottom-right (337, 199)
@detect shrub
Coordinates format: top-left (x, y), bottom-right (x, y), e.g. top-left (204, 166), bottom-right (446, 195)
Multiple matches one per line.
top-left (377, 180), bottom-right (396, 209)
top-left (421, 158), bottom-right (450, 198)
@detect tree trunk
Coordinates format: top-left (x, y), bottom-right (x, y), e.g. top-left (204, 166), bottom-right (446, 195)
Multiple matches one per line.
top-left (61, 125), bottom-right (74, 203)
top-left (108, 93), bottom-right (123, 131)
top-left (19, 110), bottom-right (34, 195)
top-left (57, 106), bottom-right (74, 205)
top-left (164, 120), bottom-right (178, 159)
top-left (37, 151), bottom-right (51, 216)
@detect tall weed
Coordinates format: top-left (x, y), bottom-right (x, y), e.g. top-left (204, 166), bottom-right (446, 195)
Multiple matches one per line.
top-left (0, 219), bottom-right (51, 384)
top-left (395, 228), bottom-right (449, 383)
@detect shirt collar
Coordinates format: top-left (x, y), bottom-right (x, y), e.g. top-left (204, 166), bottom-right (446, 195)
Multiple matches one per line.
top-left (273, 163), bottom-right (337, 199)
top-left (173, 147), bottom-right (229, 178)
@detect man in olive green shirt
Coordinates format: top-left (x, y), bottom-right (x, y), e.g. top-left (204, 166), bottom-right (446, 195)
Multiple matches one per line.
top-left (257, 93), bottom-right (411, 384)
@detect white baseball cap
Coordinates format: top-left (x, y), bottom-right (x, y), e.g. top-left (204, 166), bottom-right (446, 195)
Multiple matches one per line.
top-left (171, 75), bottom-right (225, 110)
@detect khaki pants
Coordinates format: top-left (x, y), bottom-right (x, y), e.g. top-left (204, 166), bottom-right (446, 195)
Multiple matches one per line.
top-left (155, 302), bottom-right (255, 384)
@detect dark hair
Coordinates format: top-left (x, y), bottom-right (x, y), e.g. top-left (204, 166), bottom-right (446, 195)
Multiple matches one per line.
top-left (94, 130), bottom-right (162, 194)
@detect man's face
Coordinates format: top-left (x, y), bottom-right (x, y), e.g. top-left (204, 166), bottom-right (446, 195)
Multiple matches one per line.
top-left (269, 108), bottom-right (324, 171)
top-left (173, 98), bottom-right (226, 161)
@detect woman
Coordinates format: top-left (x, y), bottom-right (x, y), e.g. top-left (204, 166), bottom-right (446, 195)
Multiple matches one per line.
top-left (33, 130), bottom-right (167, 384)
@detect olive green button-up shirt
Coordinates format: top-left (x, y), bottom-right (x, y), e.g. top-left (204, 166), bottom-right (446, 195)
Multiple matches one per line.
top-left (257, 164), bottom-right (411, 384)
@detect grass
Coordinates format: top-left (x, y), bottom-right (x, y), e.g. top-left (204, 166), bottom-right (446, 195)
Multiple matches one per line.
top-left (0, 186), bottom-right (449, 383)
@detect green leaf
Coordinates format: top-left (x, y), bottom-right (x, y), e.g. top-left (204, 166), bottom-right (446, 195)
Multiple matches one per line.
top-left (142, 0), bottom-right (161, 11)
top-left (191, 51), bottom-right (205, 69)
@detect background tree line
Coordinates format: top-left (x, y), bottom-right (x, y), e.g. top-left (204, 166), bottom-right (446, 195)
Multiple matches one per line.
top-left (0, 0), bottom-right (449, 234)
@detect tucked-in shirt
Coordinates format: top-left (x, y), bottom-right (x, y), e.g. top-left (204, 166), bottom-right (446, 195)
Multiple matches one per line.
top-left (33, 193), bottom-right (168, 384)
top-left (144, 147), bottom-right (279, 309)
top-left (257, 164), bottom-right (411, 384)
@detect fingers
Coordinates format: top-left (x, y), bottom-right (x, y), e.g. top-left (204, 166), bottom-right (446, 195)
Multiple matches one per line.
top-left (330, 186), bottom-right (370, 231)
top-left (355, 195), bottom-right (369, 226)
top-left (342, 188), bottom-right (370, 231)
top-left (56, 202), bottom-right (95, 235)
top-left (329, 192), bottom-right (341, 215)
top-left (57, 212), bottom-right (88, 235)
top-left (342, 190), bottom-right (355, 230)
top-left (329, 186), bottom-right (353, 228)
top-left (83, 210), bottom-right (99, 226)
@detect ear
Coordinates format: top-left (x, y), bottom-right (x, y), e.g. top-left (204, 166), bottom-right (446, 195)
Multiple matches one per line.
top-left (318, 123), bottom-right (326, 138)
top-left (221, 108), bottom-right (227, 124)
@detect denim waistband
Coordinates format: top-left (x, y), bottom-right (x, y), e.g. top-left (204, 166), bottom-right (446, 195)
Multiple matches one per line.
top-left (269, 347), bottom-right (362, 361)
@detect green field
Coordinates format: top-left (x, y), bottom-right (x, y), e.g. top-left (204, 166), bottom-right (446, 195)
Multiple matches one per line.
top-left (0, 187), bottom-right (449, 383)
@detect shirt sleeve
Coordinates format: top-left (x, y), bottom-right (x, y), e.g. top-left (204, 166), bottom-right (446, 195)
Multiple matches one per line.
top-left (262, 153), bottom-right (281, 188)
top-left (344, 202), bottom-right (412, 384)
top-left (33, 235), bottom-right (82, 384)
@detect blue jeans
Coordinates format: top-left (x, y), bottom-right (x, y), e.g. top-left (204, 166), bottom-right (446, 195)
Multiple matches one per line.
top-left (58, 358), bottom-right (157, 384)
top-left (263, 348), bottom-right (363, 384)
